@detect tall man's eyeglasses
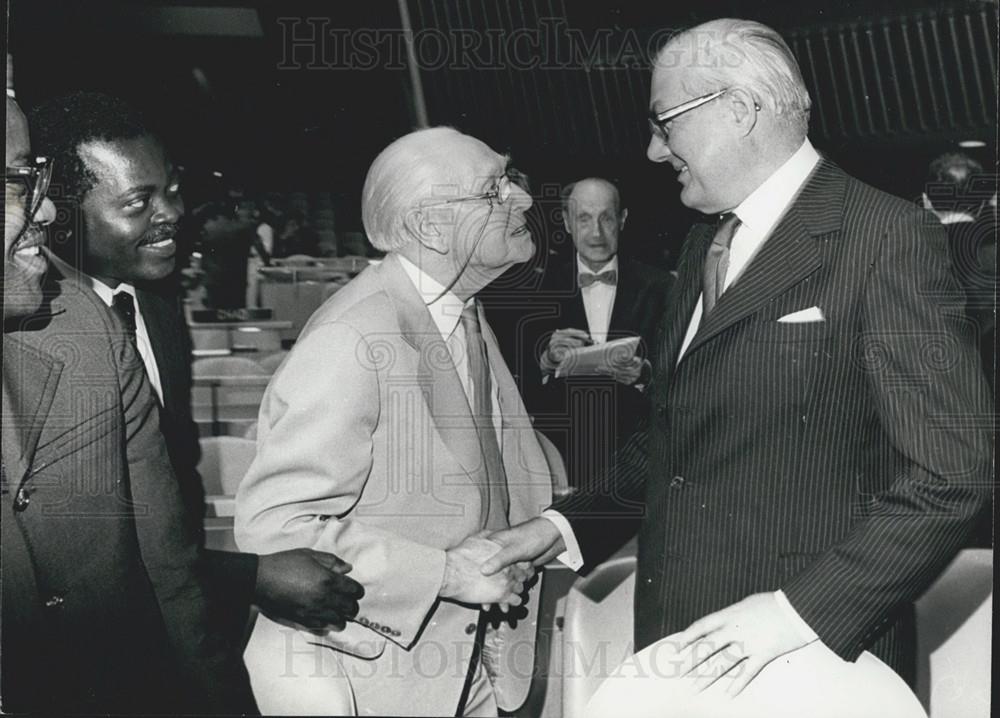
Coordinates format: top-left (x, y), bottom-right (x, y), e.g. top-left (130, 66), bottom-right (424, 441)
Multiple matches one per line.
top-left (648, 89), bottom-right (760, 143)
top-left (6, 156), bottom-right (53, 222)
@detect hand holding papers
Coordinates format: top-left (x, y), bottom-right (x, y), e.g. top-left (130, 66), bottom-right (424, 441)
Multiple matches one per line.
top-left (554, 336), bottom-right (641, 379)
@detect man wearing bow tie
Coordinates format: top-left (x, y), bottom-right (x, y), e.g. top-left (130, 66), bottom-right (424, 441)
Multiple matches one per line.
top-left (526, 177), bottom-right (671, 509)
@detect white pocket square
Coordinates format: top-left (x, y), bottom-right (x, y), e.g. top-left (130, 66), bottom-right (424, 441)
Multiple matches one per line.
top-left (777, 306), bottom-right (825, 323)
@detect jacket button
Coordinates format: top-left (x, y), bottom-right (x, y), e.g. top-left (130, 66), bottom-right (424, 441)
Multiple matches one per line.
top-left (669, 476), bottom-right (685, 490)
top-left (13, 488), bottom-right (30, 512)
top-left (465, 622), bottom-right (478, 635)
top-left (44, 595), bottom-right (64, 609)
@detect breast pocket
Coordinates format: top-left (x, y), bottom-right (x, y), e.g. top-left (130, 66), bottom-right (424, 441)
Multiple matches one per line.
top-left (744, 320), bottom-right (832, 407)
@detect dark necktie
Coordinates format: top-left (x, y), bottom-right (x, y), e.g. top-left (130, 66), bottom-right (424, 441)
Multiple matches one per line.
top-left (460, 303), bottom-right (509, 530)
top-left (111, 291), bottom-right (138, 345)
top-left (702, 212), bottom-right (741, 316)
top-left (578, 270), bottom-right (618, 288)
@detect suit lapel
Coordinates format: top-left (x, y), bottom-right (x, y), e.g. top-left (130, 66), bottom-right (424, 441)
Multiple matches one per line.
top-left (679, 159), bottom-right (843, 362)
top-left (480, 304), bottom-right (551, 522)
top-left (658, 224), bottom-right (713, 381)
top-left (378, 257), bottom-right (485, 491)
top-left (2, 333), bottom-right (63, 487)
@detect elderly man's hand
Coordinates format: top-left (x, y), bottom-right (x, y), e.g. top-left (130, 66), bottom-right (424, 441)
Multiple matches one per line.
top-left (675, 592), bottom-right (813, 697)
top-left (540, 328), bottom-right (592, 373)
top-left (255, 549), bottom-right (364, 631)
top-left (439, 533), bottom-right (530, 609)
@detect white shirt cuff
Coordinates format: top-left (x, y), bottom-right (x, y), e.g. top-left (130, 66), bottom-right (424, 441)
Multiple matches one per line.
top-left (774, 589), bottom-right (819, 644)
top-left (540, 510), bottom-right (583, 571)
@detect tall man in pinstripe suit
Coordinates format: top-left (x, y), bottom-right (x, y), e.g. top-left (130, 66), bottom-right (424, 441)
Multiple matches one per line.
top-left (483, 17), bottom-right (992, 694)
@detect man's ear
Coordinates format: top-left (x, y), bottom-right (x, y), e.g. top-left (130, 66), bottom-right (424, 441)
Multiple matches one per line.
top-left (729, 88), bottom-right (760, 136)
top-left (403, 207), bottom-right (449, 255)
top-left (619, 207), bottom-right (629, 231)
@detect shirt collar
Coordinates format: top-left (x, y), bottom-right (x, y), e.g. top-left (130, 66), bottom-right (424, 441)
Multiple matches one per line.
top-left (732, 139), bottom-right (821, 232)
top-left (576, 253), bottom-right (619, 276)
top-left (88, 275), bottom-right (137, 308)
top-left (397, 254), bottom-right (471, 340)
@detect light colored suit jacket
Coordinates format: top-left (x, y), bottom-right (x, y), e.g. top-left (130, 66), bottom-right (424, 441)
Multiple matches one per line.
top-left (235, 254), bottom-right (553, 716)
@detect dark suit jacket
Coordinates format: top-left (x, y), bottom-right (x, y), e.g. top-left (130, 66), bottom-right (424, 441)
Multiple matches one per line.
top-left (1, 266), bottom-right (256, 714)
top-left (556, 160), bottom-right (992, 684)
top-left (523, 257), bottom-right (671, 498)
top-left (136, 281), bottom-right (258, 638)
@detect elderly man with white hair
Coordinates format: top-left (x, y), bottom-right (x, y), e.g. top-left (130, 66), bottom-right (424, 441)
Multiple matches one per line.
top-left (235, 127), bottom-right (559, 716)
top-left (484, 16), bottom-right (991, 702)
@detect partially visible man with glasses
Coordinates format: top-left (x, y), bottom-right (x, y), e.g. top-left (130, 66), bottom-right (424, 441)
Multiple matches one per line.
top-left (2, 59), bottom-right (258, 714)
top-left (4, 88), bottom-right (55, 322)
top-left (235, 127), bottom-right (569, 717)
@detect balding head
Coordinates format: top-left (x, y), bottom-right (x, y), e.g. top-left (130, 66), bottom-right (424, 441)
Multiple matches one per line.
top-left (562, 177), bottom-right (628, 271)
top-left (362, 127), bottom-right (500, 252)
top-left (361, 127), bottom-right (535, 297)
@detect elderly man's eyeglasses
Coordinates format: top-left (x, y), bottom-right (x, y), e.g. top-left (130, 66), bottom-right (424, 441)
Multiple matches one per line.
top-left (648, 89), bottom-right (747, 143)
top-left (428, 168), bottom-right (527, 208)
top-left (6, 156), bottom-right (53, 222)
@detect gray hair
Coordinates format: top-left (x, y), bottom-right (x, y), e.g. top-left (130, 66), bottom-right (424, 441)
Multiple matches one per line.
top-left (361, 126), bottom-right (465, 252)
top-left (657, 19), bottom-right (811, 136)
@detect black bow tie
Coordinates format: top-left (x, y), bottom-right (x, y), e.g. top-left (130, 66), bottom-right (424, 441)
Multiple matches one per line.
top-left (578, 270), bottom-right (617, 288)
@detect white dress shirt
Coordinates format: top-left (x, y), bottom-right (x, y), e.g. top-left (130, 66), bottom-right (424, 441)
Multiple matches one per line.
top-left (398, 256), bottom-right (584, 570)
top-left (398, 256), bottom-right (502, 442)
top-left (578, 254), bottom-right (619, 344)
top-left (677, 139), bottom-right (822, 361)
top-left (89, 277), bottom-right (165, 405)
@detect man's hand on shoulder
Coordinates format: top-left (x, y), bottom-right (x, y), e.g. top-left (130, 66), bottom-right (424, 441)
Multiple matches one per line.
top-left (255, 549), bottom-right (364, 631)
top-left (675, 592), bottom-right (813, 697)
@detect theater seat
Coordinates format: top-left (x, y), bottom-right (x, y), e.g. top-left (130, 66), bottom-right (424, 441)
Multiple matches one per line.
top-left (561, 556), bottom-right (636, 717)
top-left (914, 548), bottom-right (992, 717)
top-left (198, 436), bottom-right (258, 519)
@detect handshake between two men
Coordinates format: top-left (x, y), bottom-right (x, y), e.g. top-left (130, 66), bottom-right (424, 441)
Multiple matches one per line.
top-left (440, 519), bottom-right (567, 611)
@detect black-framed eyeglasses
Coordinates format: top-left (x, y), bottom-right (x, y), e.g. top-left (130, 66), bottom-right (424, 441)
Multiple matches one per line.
top-left (425, 167), bottom-right (528, 208)
top-left (648, 89), bottom-right (761, 143)
top-left (6, 156), bottom-right (53, 222)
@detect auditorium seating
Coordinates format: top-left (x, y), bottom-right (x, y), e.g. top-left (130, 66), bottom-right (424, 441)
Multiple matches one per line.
top-left (191, 356), bottom-right (271, 436)
top-left (198, 436), bottom-right (258, 551)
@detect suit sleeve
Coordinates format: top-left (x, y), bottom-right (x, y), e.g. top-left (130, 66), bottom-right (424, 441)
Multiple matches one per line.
top-left (235, 321), bottom-right (447, 651)
top-left (550, 415), bottom-right (650, 571)
top-left (118, 334), bottom-right (257, 713)
top-left (781, 209), bottom-right (992, 661)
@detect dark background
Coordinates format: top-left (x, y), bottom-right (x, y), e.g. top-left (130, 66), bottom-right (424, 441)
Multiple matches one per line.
top-left (7, 0), bottom-right (997, 268)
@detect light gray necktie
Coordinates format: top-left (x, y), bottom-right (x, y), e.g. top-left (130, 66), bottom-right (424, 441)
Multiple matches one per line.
top-left (702, 212), bottom-right (741, 316)
top-left (460, 303), bottom-right (509, 530)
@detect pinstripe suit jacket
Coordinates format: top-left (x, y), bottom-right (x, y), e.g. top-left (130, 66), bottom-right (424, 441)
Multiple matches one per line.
top-left (558, 160), bottom-right (992, 682)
